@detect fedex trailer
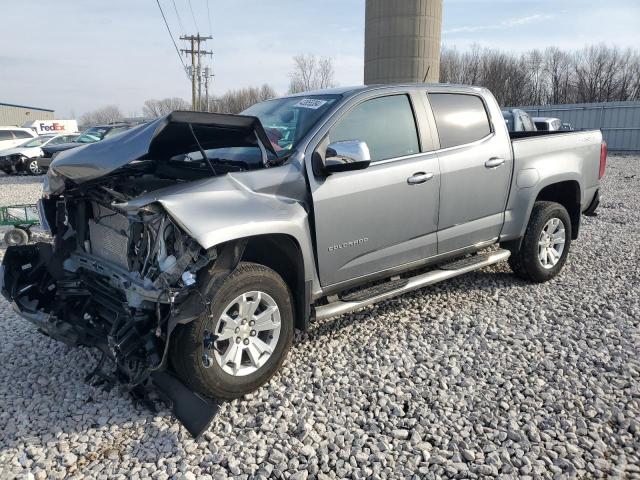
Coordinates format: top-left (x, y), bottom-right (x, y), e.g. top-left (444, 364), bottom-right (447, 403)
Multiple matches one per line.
top-left (22, 120), bottom-right (78, 135)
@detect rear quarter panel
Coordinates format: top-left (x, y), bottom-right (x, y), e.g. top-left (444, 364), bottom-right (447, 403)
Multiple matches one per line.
top-left (500, 130), bottom-right (602, 240)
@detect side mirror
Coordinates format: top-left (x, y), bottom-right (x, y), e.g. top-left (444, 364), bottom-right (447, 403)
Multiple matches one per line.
top-left (322, 140), bottom-right (371, 174)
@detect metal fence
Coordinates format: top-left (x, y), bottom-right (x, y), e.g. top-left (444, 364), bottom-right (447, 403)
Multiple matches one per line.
top-left (514, 101), bottom-right (640, 152)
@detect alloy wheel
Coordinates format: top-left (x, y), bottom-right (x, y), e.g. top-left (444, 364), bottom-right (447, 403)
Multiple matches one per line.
top-left (538, 217), bottom-right (566, 269)
top-left (28, 159), bottom-right (42, 175)
top-left (204, 291), bottom-right (281, 376)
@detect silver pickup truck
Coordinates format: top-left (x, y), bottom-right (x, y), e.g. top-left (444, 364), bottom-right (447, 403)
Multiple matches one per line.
top-left (1, 84), bottom-right (606, 435)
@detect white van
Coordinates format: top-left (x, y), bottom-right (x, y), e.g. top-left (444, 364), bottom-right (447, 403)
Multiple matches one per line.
top-left (22, 120), bottom-right (79, 135)
top-left (0, 127), bottom-right (37, 151)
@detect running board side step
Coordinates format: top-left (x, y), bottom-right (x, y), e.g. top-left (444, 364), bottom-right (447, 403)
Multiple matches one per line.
top-left (314, 249), bottom-right (510, 321)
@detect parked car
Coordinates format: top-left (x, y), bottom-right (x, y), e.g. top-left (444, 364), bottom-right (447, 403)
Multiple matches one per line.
top-left (38, 124), bottom-right (132, 171)
top-left (0, 127), bottom-right (37, 151)
top-left (532, 116), bottom-right (563, 132)
top-left (0, 134), bottom-right (79, 175)
top-left (502, 109), bottom-right (537, 132)
top-left (1, 84), bottom-right (606, 435)
top-left (532, 117), bottom-right (575, 131)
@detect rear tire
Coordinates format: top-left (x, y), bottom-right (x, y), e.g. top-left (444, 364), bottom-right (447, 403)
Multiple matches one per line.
top-left (507, 201), bottom-right (572, 283)
top-left (170, 262), bottom-right (294, 400)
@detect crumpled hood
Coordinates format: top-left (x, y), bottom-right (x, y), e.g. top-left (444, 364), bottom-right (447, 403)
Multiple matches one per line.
top-left (112, 161), bottom-right (308, 250)
top-left (0, 146), bottom-right (40, 158)
top-left (50, 111), bottom-right (278, 183)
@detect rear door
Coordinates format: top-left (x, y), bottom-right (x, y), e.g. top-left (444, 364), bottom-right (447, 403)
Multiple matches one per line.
top-left (427, 92), bottom-right (512, 253)
top-left (307, 92), bottom-right (441, 287)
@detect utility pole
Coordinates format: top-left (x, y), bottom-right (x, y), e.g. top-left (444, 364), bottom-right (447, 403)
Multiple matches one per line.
top-left (180, 34), bottom-right (213, 111)
top-left (197, 37), bottom-right (202, 110)
top-left (203, 66), bottom-right (214, 112)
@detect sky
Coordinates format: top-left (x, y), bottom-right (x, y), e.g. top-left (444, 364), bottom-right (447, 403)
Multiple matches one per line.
top-left (1, 0), bottom-right (639, 118)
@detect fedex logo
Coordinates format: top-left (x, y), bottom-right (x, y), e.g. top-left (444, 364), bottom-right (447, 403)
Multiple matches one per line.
top-left (39, 123), bottom-right (66, 132)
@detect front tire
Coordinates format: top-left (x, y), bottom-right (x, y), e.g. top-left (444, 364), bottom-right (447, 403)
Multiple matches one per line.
top-left (170, 262), bottom-right (294, 400)
top-left (507, 201), bottom-right (572, 283)
top-left (27, 158), bottom-right (42, 175)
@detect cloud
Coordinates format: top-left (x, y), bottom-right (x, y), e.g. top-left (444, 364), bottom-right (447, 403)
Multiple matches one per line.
top-left (502, 14), bottom-right (555, 27)
top-left (444, 13), bottom-right (556, 34)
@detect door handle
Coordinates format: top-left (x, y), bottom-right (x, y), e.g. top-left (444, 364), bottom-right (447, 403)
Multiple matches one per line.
top-left (485, 157), bottom-right (505, 168)
top-left (407, 172), bottom-right (434, 185)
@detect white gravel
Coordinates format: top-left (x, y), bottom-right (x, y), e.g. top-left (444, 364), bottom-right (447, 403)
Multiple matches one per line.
top-left (1, 156), bottom-right (639, 479)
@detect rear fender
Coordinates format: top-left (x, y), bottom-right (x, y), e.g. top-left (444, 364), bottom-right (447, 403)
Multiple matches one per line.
top-left (501, 171), bottom-right (583, 242)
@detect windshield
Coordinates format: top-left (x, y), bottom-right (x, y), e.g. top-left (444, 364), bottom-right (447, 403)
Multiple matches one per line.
top-left (75, 127), bottom-right (111, 144)
top-left (242, 94), bottom-right (341, 154)
top-left (19, 136), bottom-right (54, 148)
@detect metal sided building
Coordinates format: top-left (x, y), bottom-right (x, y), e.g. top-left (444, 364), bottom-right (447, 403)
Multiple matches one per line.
top-left (0, 102), bottom-right (55, 127)
top-left (517, 101), bottom-right (640, 152)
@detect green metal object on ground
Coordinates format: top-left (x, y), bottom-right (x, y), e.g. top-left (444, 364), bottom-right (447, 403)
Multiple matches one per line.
top-left (0, 204), bottom-right (39, 246)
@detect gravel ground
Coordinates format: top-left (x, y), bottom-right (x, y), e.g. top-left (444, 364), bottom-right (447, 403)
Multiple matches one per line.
top-left (0, 156), bottom-right (639, 479)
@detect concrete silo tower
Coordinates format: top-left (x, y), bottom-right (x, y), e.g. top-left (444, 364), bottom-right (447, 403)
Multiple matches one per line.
top-left (364, 0), bottom-right (443, 84)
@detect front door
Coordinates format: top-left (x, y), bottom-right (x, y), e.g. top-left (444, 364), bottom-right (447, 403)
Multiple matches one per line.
top-left (308, 94), bottom-right (441, 287)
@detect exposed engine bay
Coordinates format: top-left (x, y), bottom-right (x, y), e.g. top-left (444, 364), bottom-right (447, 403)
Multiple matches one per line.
top-left (2, 180), bottom-right (222, 434)
top-left (0, 112), bottom-right (283, 436)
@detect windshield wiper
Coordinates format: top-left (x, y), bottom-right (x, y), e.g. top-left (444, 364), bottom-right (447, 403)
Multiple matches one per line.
top-left (188, 123), bottom-right (217, 176)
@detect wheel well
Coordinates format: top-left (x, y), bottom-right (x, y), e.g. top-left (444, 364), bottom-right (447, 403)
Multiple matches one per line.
top-left (242, 234), bottom-right (310, 331)
top-left (535, 181), bottom-right (581, 239)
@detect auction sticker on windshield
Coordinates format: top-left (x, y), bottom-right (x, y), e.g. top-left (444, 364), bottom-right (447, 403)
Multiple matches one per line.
top-left (294, 98), bottom-right (328, 109)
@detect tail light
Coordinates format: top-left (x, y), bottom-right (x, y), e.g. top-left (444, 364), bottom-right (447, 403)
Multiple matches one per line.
top-left (599, 141), bottom-right (607, 179)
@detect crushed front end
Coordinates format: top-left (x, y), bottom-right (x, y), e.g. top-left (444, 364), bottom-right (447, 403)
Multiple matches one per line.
top-left (0, 112), bottom-right (280, 436)
top-left (1, 183), bottom-right (220, 435)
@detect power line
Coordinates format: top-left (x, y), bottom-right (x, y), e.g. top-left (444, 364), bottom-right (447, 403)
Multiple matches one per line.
top-left (187, 0), bottom-right (199, 32)
top-left (171, 0), bottom-right (185, 34)
top-left (206, 0), bottom-right (212, 36)
top-left (155, 0), bottom-right (189, 79)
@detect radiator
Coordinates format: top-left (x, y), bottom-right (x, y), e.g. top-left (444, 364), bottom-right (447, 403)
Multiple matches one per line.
top-left (88, 204), bottom-right (130, 269)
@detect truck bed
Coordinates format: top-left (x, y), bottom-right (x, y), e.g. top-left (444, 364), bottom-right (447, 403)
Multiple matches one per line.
top-left (510, 129), bottom-right (603, 212)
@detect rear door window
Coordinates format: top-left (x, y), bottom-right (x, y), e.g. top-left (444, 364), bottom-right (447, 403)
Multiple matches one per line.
top-left (428, 93), bottom-right (491, 148)
top-left (0, 131), bottom-right (12, 141)
top-left (328, 94), bottom-right (420, 162)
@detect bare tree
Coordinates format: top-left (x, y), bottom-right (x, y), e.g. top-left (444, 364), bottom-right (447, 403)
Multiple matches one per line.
top-left (288, 54), bottom-right (336, 94)
top-left (544, 47), bottom-right (573, 105)
top-left (440, 43), bottom-right (640, 106)
top-left (525, 49), bottom-right (546, 105)
top-left (142, 98), bottom-right (190, 118)
top-left (80, 105), bottom-right (124, 126)
top-left (206, 84), bottom-right (278, 114)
